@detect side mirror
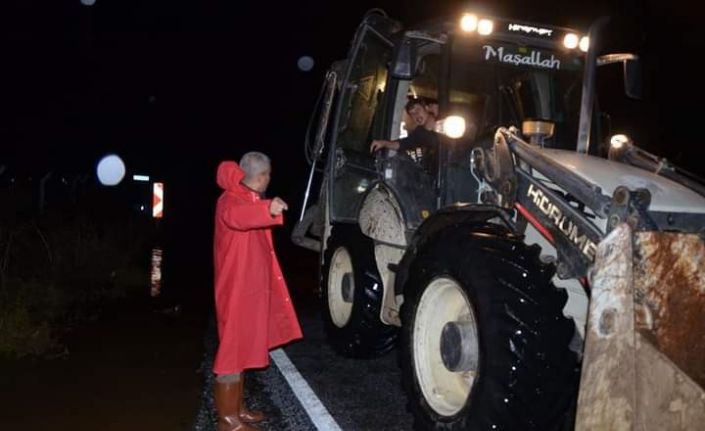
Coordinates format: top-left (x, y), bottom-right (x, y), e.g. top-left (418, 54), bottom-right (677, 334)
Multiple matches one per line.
top-left (597, 53), bottom-right (642, 100)
top-left (390, 37), bottom-right (416, 79)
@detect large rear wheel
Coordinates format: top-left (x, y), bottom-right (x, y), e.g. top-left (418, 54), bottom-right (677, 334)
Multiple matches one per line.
top-left (321, 225), bottom-right (398, 358)
top-left (400, 223), bottom-right (579, 430)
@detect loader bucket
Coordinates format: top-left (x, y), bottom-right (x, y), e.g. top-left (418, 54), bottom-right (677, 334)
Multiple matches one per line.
top-left (575, 224), bottom-right (705, 430)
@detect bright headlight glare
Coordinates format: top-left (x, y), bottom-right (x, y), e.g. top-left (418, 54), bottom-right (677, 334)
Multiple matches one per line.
top-left (563, 33), bottom-right (579, 49)
top-left (579, 36), bottom-right (590, 52)
top-left (443, 116), bottom-right (466, 139)
top-left (610, 134), bottom-right (631, 149)
top-left (478, 19), bottom-right (494, 35)
top-left (460, 14), bottom-right (478, 32)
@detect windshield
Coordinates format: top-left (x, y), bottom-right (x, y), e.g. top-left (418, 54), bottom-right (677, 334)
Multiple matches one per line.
top-left (450, 38), bottom-right (584, 149)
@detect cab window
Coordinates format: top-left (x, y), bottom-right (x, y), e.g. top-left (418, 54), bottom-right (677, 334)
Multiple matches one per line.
top-left (337, 32), bottom-right (391, 154)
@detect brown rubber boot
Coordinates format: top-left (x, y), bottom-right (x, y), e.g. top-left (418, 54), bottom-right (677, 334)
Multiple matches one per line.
top-left (214, 379), bottom-right (259, 431)
top-left (239, 375), bottom-right (265, 423)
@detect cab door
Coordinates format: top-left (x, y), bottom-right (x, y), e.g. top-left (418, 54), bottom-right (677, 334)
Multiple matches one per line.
top-left (327, 14), bottom-right (396, 223)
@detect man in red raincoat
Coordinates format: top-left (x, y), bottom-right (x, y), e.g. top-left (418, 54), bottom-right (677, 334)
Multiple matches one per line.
top-left (213, 152), bottom-right (302, 431)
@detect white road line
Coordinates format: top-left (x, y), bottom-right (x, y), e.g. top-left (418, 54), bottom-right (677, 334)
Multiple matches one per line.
top-left (270, 348), bottom-right (343, 431)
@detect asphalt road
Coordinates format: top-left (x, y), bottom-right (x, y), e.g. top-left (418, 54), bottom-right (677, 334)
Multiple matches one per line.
top-left (193, 263), bottom-right (416, 431)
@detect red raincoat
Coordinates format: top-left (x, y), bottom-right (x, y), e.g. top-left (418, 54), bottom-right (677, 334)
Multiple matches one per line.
top-left (213, 161), bottom-right (302, 375)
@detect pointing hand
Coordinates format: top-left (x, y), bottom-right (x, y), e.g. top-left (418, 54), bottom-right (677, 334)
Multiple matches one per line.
top-left (270, 197), bottom-right (288, 216)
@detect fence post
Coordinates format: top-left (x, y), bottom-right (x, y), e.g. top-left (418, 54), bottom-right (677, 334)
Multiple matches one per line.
top-left (39, 171), bottom-right (53, 212)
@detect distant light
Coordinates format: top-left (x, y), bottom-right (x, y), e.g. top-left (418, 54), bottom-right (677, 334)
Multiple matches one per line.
top-left (140, 205), bottom-right (145, 211)
top-left (96, 154), bottom-right (126, 186)
top-left (477, 19), bottom-right (494, 36)
top-left (297, 56), bottom-right (315, 72)
top-left (579, 36), bottom-right (590, 52)
top-left (563, 33), bottom-right (579, 49)
top-left (80, 0), bottom-right (96, 5)
top-left (460, 14), bottom-right (478, 32)
top-left (133, 174), bottom-right (151, 182)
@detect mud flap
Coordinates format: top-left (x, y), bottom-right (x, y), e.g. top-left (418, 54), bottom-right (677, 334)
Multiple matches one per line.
top-left (576, 224), bottom-right (705, 430)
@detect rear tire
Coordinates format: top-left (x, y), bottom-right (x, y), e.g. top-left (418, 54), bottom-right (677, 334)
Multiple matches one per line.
top-left (400, 223), bottom-right (579, 430)
top-left (321, 224), bottom-right (398, 358)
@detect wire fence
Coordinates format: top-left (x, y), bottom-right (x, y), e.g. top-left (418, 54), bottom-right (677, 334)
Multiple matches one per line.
top-left (0, 165), bottom-right (156, 358)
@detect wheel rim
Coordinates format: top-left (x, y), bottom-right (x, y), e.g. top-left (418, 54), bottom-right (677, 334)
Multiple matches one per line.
top-left (413, 277), bottom-right (479, 417)
top-left (328, 247), bottom-right (354, 328)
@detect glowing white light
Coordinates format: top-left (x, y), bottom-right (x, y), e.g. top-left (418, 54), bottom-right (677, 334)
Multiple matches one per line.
top-left (400, 121), bottom-right (408, 139)
top-left (80, 0), bottom-right (96, 5)
top-left (563, 33), bottom-right (579, 49)
top-left (132, 174), bottom-right (150, 182)
top-left (610, 134), bottom-right (631, 149)
top-left (443, 116), bottom-right (466, 139)
top-left (460, 14), bottom-right (478, 32)
top-left (356, 179), bottom-right (369, 194)
top-left (478, 19), bottom-right (494, 35)
top-left (297, 56), bottom-right (315, 72)
top-left (96, 154), bottom-right (126, 186)
top-left (579, 36), bottom-right (590, 52)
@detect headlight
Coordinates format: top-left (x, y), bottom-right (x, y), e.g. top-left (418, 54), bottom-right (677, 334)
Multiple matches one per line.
top-left (579, 36), bottom-right (590, 52)
top-left (460, 14), bottom-right (478, 32)
top-left (441, 116), bottom-right (466, 139)
top-left (608, 134), bottom-right (633, 161)
top-left (563, 33), bottom-right (579, 49)
top-left (478, 19), bottom-right (494, 35)
top-left (610, 134), bottom-right (632, 150)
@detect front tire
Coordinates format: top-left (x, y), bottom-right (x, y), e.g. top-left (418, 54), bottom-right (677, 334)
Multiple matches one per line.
top-left (400, 223), bottom-right (579, 430)
top-left (321, 224), bottom-right (398, 358)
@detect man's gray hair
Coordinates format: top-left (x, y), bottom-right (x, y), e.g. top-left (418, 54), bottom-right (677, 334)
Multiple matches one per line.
top-left (240, 151), bottom-right (271, 179)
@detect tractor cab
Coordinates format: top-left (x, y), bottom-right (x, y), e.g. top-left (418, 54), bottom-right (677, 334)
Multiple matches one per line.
top-left (323, 12), bottom-right (593, 231)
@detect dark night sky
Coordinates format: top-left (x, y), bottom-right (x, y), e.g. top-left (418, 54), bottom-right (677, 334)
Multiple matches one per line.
top-left (1, 0), bottom-right (705, 271)
top-left (2, 0), bottom-right (704, 174)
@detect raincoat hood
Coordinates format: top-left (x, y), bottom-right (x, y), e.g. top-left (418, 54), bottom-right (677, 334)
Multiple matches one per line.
top-left (217, 161), bottom-right (245, 191)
